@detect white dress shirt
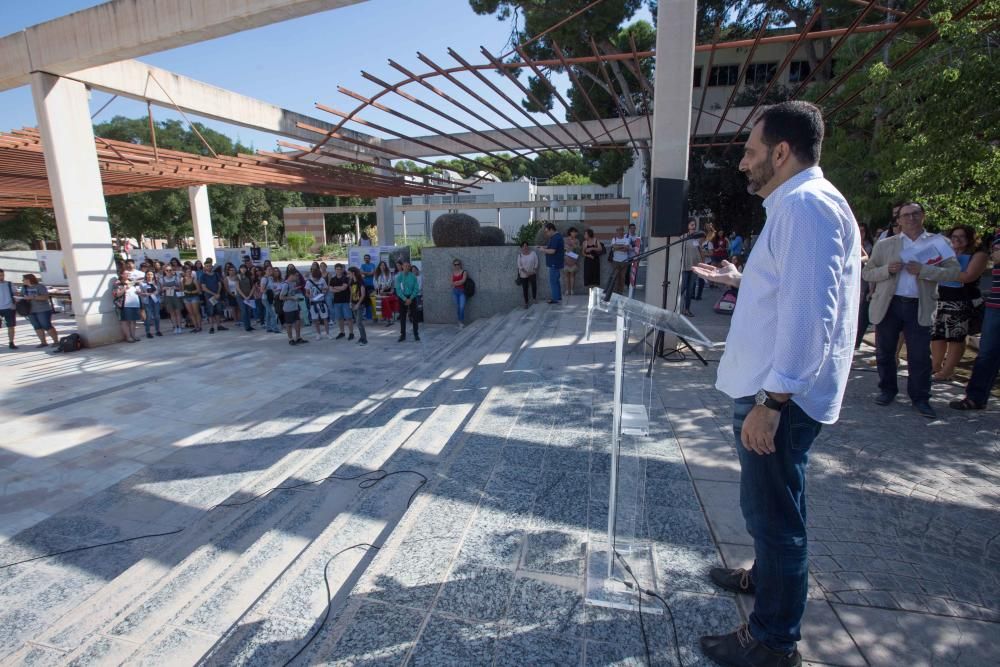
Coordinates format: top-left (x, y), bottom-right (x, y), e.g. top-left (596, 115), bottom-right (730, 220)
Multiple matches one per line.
top-left (715, 166), bottom-right (861, 424)
top-left (894, 231), bottom-right (955, 298)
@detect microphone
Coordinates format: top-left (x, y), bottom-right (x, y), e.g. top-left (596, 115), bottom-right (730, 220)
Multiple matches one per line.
top-left (684, 230), bottom-right (707, 240)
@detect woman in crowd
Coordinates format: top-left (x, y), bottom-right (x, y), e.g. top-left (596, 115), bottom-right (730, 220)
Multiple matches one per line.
top-left (235, 264), bottom-right (256, 332)
top-left (193, 259), bottom-right (205, 280)
top-left (374, 261), bottom-right (397, 326)
top-left (138, 269), bottom-right (163, 338)
top-left (696, 223), bottom-right (715, 299)
top-left (451, 258), bottom-right (468, 329)
top-left (260, 266), bottom-right (281, 333)
top-left (112, 270), bottom-right (142, 343)
top-left (931, 225), bottom-right (989, 381)
top-left (710, 229), bottom-right (729, 268)
top-left (517, 241), bottom-right (538, 308)
top-left (304, 266), bottom-right (331, 340)
top-left (679, 218), bottom-right (702, 318)
top-left (181, 266), bottom-right (203, 332)
top-left (160, 264), bottom-right (185, 334)
top-left (582, 228), bottom-right (604, 289)
top-left (224, 265), bottom-right (239, 322)
top-left (20, 274), bottom-right (58, 348)
top-left (562, 227), bottom-right (580, 297)
top-left (348, 266), bottom-right (369, 345)
top-left (279, 271), bottom-right (307, 346)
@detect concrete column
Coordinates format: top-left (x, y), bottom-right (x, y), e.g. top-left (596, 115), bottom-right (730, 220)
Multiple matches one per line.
top-left (30, 72), bottom-right (118, 346)
top-left (188, 185), bottom-right (214, 263)
top-left (646, 0), bottom-right (697, 313)
top-left (374, 159), bottom-right (395, 246)
top-left (401, 211), bottom-right (408, 240)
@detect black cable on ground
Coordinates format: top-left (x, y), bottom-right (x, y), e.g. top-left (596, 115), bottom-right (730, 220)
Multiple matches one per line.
top-left (281, 542), bottom-right (381, 667)
top-left (0, 469), bottom-right (427, 570)
top-left (614, 549), bottom-right (684, 667)
top-left (0, 528), bottom-right (185, 570)
top-left (614, 550), bottom-right (651, 667)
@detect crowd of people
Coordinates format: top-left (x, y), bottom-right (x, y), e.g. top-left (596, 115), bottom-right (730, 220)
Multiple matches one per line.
top-left (105, 252), bottom-right (425, 346)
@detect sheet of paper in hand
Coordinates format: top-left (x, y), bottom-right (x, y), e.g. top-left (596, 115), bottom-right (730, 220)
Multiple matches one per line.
top-left (900, 244), bottom-right (943, 265)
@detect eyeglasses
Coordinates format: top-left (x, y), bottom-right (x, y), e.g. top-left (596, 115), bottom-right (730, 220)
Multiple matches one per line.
top-left (898, 212), bottom-right (923, 219)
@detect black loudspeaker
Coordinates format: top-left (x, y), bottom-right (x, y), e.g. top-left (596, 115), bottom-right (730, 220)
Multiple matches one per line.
top-left (651, 177), bottom-right (689, 237)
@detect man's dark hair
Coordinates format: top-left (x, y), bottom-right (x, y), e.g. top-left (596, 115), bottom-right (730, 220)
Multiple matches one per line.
top-left (755, 101), bottom-right (824, 165)
top-left (543, 222), bottom-right (557, 232)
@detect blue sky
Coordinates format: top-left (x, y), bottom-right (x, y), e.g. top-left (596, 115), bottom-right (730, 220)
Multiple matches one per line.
top-left (0, 0), bottom-right (653, 154)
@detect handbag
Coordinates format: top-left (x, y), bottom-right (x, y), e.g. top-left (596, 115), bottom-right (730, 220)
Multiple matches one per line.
top-left (15, 298), bottom-right (31, 317)
top-left (515, 272), bottom-right (523, 286)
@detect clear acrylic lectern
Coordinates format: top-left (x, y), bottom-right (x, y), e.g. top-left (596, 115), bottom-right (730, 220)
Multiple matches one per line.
top-left (585, 287), bottom-right (712, 611)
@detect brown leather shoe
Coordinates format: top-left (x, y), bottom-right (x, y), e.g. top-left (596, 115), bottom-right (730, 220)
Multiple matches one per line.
top-left (709, 567), bottom-right (756, 595)
top-left (700, 625), bottom-right (801, 667)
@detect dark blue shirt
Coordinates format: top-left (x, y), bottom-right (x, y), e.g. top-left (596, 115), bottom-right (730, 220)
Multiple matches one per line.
top-left (546, 233), bottom-right (565, 269)
top-left (200, 269), bottom-right (221, 294)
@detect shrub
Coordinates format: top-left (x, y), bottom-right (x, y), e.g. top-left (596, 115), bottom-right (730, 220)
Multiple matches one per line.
top-left (514, 220), bottom-right (543, 247)
top-left (403, 235), bottom-right (432, 260)
top-left (286, 232), bottom-right (315, 258)
top-left (0, 239), bottom-right (31, 251)
top-left (269, 246), bottom-right (294, 262)
top-left (319, 243), bottom-right (346, 258)
top-left (432, 213), bottom-right (481, 247)
top-left (478, 226), bottom-right (507, 246)
top-left (532, 221), bottom-right (584, 246)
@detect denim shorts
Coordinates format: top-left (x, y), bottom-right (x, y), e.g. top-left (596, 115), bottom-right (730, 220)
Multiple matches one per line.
top-left (118, 307), bottom-right (140, 322)
top-left (28, 310), bottom-right (53, 330)
top-left (0, 308), bottom-right (13, 327)
top-left (331, 302), bottom-right (353, 322)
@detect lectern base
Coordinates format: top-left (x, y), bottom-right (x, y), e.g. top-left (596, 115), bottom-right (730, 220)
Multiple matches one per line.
top-left (584, 540), bottom-right (661, 614)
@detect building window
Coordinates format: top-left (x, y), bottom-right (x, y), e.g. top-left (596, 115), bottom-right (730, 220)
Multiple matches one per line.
top-left (788, 60), bottom-right (811, 83)
top-left (744, 62), bottom-right (777, 86)
top-left (693, 66), bottom-right (703, 88)
top-left (708, 64), bottom-right (739, 87)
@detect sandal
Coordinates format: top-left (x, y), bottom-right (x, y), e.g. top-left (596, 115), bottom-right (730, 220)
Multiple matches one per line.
top-left (949, 398), bottom-right (985, 411)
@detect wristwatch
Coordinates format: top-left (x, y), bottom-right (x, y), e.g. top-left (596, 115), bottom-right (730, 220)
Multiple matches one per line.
top-left (755, 389), bottom-right (788, 412)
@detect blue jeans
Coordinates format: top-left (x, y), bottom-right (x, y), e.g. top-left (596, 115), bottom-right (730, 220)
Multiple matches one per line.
top-left (876, 296), bottom-right (931, 402)
top-left (143, 300), bottom-right (161, 334)
top-left (733, 396), bottom-right (822, 652)
top-left (548, 266), bottom-right (562, 302)
top-left (453, 289), bottom-right (466, 322)
top-left (264, 301), bottom-right (279, 331)
top-left (255, 298), bottom-right (265, 325)
top-left (239, 300), bottom-right (253, 330)
top-left (966, 307), bottom-right (1000, 406)
top-left (680, 270), bottom-right (697, 311)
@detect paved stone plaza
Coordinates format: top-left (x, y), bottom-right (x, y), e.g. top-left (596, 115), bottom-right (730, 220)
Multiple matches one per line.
top-left (0, 295), bottom-right (997, 666)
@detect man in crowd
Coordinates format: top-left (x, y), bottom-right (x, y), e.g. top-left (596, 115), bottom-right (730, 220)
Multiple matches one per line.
top-left (693, 101), bottom-right (860, 667)
top-left (360, 253), bottom-right (376, 319)
top-left (950, 231), bottom-right (1000, 411)
top-left (329, 263), bottom-right (354, 340)
top-left (536, 222), bottom-right (564, 304)
top-left (199, 257), bottom-right (226, 334)
top-left (395, 259), bottom-right (420, 342)
top-left (0, 269), bottom-right (17, 350)
top-left (863, 202), bottom-right (959, 418)
top-left (123, 259), bottom-right (144, 282)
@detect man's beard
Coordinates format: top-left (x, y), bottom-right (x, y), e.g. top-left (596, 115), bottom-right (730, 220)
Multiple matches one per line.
top-left (745, 150), bottom-right (775, 195)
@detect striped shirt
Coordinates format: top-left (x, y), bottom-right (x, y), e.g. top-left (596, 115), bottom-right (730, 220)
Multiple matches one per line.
top-left (987, 264), bottom-right (1000, 309)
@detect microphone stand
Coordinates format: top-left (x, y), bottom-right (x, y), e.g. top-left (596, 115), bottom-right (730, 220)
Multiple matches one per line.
top-left (602, 234), bottom-right (708, 368)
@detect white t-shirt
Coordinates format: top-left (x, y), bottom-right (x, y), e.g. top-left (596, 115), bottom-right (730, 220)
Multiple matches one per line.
top-left (121, 284), bottom-right (141, 308)
top-left (611, 236), bottom-right (630, 262)
top-left (305, 277), bottom-right (328, 302)
top-left (894, 231), bottom-right (955, 298)
top-left (127, 269), bottom-right (144, 281)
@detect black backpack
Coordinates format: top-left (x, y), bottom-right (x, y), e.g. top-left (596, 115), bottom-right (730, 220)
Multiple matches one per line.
top-left (463, 274), bottom-right (476, 298)
top-left (57, 333), bottom-right (83, 353)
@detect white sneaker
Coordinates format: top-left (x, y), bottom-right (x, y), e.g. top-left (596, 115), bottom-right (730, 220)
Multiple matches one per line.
top-left (457, 322), bottom-right (464, 330)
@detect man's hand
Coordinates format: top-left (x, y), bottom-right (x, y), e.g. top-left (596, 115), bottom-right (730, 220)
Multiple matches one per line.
top-left (888, 262), bottom-right (903, 274)
top-left (405, 298), bottom-right (411, 306)
top-left (904, 261), bottom-right (922, 276)
top-left (740, 405), bottom-right (780, 455)
top-left (691, 260), bottom-right (742, 288)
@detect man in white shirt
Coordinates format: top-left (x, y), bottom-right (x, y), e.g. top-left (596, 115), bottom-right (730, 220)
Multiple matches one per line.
top-left (692, 101), bottom-right (860, 667)
top-left (609, 225), bottom-right (631, 294)
top-left (123, 259), bottom-right (144, 282)
top-left (862, 202), bottom-right (959, 418)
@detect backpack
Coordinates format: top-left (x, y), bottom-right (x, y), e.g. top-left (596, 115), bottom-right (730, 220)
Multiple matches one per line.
top-left (713, 288), bottom-right (738, 315)
top-left (57, 333), bottom-right (83, 353)
top-left (463, 274), bottom-right (476, 298)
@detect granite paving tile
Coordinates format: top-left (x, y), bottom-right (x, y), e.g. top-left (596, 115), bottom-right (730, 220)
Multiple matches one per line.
top-left (522, 529), bottom-right (587, 576)
top-left (645, 479), bottom-right (702, 511)
top-left (320, 601), bottom-right (424, 666)
top-left (434, 564), bottom-right (516, 622)
top-left (199, 613), bottom-right (314, 666)
top-left (532, 471), bottom-right (590, 529)
top-left (494, 629), bottom-right (583, 666)
top-left (486, 463), bottom-right (544, 497)
top-left (407, 614), bottom-right (499, 666)
top-left (653, 544), bottom-right (725, 596)
top-left (504, 575), bottom-right (586, 637)
top-left (645, 507), bottom-right (716, 548)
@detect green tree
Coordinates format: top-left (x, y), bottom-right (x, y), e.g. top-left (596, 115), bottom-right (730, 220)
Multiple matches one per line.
top-left (547, 171), bottom-right (591, 185)
top-left (0, 208), bottom-right (59, 247)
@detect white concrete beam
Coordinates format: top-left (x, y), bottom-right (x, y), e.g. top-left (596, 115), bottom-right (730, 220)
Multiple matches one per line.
top-left (189, 185), bottom-right (214, 263)
top-left (380, 116), bottom-right (652, 158)
top-left (0, 0), bottom-right (368, 92)
top-left (66, 60), bottom-right (379, 153)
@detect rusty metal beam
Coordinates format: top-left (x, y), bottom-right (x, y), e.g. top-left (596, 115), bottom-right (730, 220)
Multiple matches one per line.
top-left (550, 39), bottom-right (621, 149)
top-left (514, 45), bottom-right (602, 146)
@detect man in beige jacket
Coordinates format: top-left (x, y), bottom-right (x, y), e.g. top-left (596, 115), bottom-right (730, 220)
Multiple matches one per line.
top-left (862, 202), bottom-right (960, 418)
